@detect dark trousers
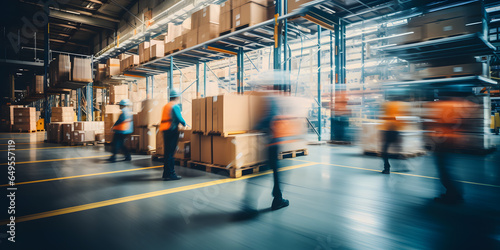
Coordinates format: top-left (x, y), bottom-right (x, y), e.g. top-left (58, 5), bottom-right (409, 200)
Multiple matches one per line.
top-left (268, 145), bottom-right (282, 200)
top-left (435, 147), bottom-right (462, 199)
top-left (111, 133), bottom-right (130, 159)
top-left (163, 129), bottom-right (179, 178)
top-left (382, 130), bottom-right (399, 171)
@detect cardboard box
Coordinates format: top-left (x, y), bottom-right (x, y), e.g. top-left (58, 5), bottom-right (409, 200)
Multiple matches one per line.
top-left (12, 123), bottom-right (36, 132)
top-left (424, 16), bottom-right (483, 41)
top-left (198, 24), bottom-right (219, 44)
top-left (140, 126), bottom-right (157, 152)
top-left (201, 135), bottom-right (212, 163)
top-left (104, 112), bottom-right (121, 136)
top-left (62, 123), bottom-right (74, 143)
top-left (233, 3), bottom-right (268, 28)
top-left (150, 43), bottom-right (165, 59)
top-left (34, 75), bottom-right (44, 94)
top-left (206, 97), bottom-right (213, 133)
top-left (212, 133), bottom-right (265, 168)
top-left (156, 127), bottom-right (164, 155)
top-left (95, 133), bottom-right (105, 142)
top-left (51, 107), bottom-right (75, 123)
top-left (221, 0), bottom-right (232, 13)
top-left (50, 54), bottom-right (71, 87)
top-left (191, 133), bottom-right (201, 161)
top-left (139, 42), bottom-right (150, 63)
top-left (73, 130), bottom-right (95, 143)
top-left (138, 99), bottom-right (168, 126)
top-left (96, 64), bottom-right (107, 82)
top-left (191, 11), bottom-right (201, 30)
top-left (213, 94), bottom-right (250, 134)
top-left (103, 105), bottom-right (121, 114)
top-left (107, 58), bottom-right (120, 76)
top-left (387, 26), bottom-right (423, 45)
top-left (71, 57), bottom-right (92, 82)
top-left (186, 28), bottom-right (198, 48)
top-left (173, 35), bottom-right (186, 50)
top-left (408, 2), bottom-right (483, 27)
top-left (74, 121), bottom-right (105, 132)
top-left (287, 0), bottom-right (314, 13)
top-left (192, 98), bottom-right (203, 132)
top-left (220, 11), bottom-right (232, 33)
top-left (237, 0), bottom-right (268, 8)
top-left (420, 63), bottom-right (487, 78)
top-left (199, 5), bottom-right (221, 26)
top-left (110, 85), bottom-right (129, 104)
top-left (129, 135), bottom-right (140, 151)
top-left (174, 141), bottom-right (191, 159)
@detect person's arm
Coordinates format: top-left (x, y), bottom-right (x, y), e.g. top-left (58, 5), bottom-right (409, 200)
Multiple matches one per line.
top-left (172, 105), bottom-right (186, 127)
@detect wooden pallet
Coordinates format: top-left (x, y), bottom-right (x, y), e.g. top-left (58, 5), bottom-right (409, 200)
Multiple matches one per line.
top-left (278, 148), bottom-right (308, 160)
top-left (14, 129), bottom-right (37, 133)
top-left (363, 150), bottom-right (426, 159)
top-left (37, 129), bottom-right (45, 132)
top-left (328, 140), bottom-right (352, 145)
top-left (69, 141), bottom-right (97, 146)
top-left (219, 29), bottom-right (234, 36)
top-left (208, 130), bottom-right (249, 137)
top-left (187, 161), bottom-right (265, 178)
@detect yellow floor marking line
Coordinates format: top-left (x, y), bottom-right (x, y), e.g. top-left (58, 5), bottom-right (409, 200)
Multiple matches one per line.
top-left (0, 154), bottom-right (112, 166)
top-left (0, 146), bottom-right (84, 151)
top-left (0, 162), bottom-right (316, 224)
top-left (0, 166), bottom-right (165, 187)
top-left (289, 159), bottom-right (500, 188)
top-left (0, 142), bottom-right (45, 145)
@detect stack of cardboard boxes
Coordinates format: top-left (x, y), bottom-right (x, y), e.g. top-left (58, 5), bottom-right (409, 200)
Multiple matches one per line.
top-left (119, 54), bottom-right (140, 73)
top-left (0, 105), bottom-right (22, 132)
top-left (220, 0), bottom-right (270, 34)
top-left (71, 57), bottom-right (92, 82)
top-left (49, 54), bottom-right (71, 87)
top-left (103, 105), bottom-right (122, 143)
top-left (33, 75), bottom-right (44, 95)
top-left (12, 107), bottom-right (37, 132)
top-left (137, 99), bottom-right (168, 153)
top-left (106, 58), bottom-right (121, 77)
top-left (190, 94), bottom-right (307, 169)
top-left (110, 85), bottom-right (129, 104)
top-left (164, 18), bottom-right (192, 55)
top-left (51, 107), bottom-right (75, 123)
top-left (96, 64), bottom-right (107, 82)
top-left (156, 129), bottom-right (192, 159)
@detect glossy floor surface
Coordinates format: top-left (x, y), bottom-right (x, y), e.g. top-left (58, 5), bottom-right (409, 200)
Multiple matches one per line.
top-left (0, 132), bottom-right (499, 249)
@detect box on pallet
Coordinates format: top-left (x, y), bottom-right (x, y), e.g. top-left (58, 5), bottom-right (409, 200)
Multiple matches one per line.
top-left (104, 113), bottom-right (121, 142)
top-left (110, 85), bottom-right (129, 104)
top-left (71, 57), bottom-right (92, 82)
top-left (62, 123), bottom-right (74, 143)
top-left (49, 54), bottom-right (71, 87)
top-left (138, 99), bottom-right (168, 126)
top-left (201, 135), bottom-right (212, 164)
top-left (221, 0), bottom-right (232, 13)
top-left (185, 28), bottom-right (198, 48)
top-left (213, 94), bottom-right (251, 134)
top-left (233, 3), bottom-right (268, 29)
top-left (95, 133), bottom-right (105, 143)
top-left (103, 105), bottom-right (121, 114)
top-left (51, 107), bottom-right (75, 122)
top-left (212, 133), bottom-right (265, 168)
top-left (420, 63), bottom-right (488, 78)
top-left (199, 4), bottom-right (220, 26)
top-left (387, 26), bottom-right (423, 45)
top-left (139, 42), bottom-right (150, 63)
top-left (424, 16), bottom-right (483, 41)
top-left (220, 11), bottom-right (232, 33)
top-left (198, 24), bottom-right (219, 44)
top-left (191, 133), bottom-right (201, 161)
top-left (73, 130), bottom-right (96, 143)
top-left (34, 75), bottom-right (44, 94)
top-left (140, 126), bottom-right (157, 152)
top-left (96, 64), bottom-right (107, 81)
top-left (107, 58), bottom-right (120, 76)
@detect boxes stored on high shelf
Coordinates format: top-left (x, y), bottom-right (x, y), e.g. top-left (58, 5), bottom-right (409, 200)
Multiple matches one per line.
top-left (139, 127), bottom-right (156, 152)
top-left (50, 54), bottom-right (71, 86)
top-left (408, 2), bottom-right (483, 27)
top-left (62, 123), bottom-right (74, 143)
top-left (213, 94), bottom-right (251, 134)
top-left (419, 63), bottom-right (488, 78)
top-left (220, 11), bottom-right (232, 33)
top-left (71, 57), bottom-right (92, 82)
top-left (51, 107), bottom-right (75, 122)
top-left (221, 0), bottom-right (232, 13)
top-left (174, 141), bottom-right (191, 159)
top-left (106, 58), bottom-right (120, 76)
top-left (72, 130), bottom-right (96, 143)
top-left (198, 24), bottom-right (219, 44)
top-left (213, 133), bottom-right (265, 168)
top-left (139, 42), bottom-right (150, 63)
top-left (96, 64), bottom-right (107, 82)
top-left (110, 85), bottom-right (129, 104)
top-left (185, 28), bottom-right (198, 48)
top-left (150, 40), bottom-right (164, 59)
top-left (387, 27), bottom-right (423, 45)
top-left (34, 75), bottom-right (44, 94)
top-left (197, 4), bottom-right (220, 26)
top-left (424, 17), bottom-right (483, 41)
top-left (137, 99), bottom-right (168, 126)
top-left (233, 3), bottom-right (268, 29)
top-left (287, 0), bottom-right (314, 13)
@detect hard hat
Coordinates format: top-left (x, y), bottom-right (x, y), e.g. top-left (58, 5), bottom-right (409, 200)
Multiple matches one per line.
top-left (119, 99), bottom-right (132, 106)
top-left (170, 89), bottom-right (180, 98)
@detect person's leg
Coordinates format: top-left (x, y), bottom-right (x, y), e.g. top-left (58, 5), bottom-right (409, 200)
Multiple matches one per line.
top-left (122, 134), bottom-right (131, 160)
top-left (108, 133), bottom-right (119, 161)
top-left (434, 146), bottom-right (463, 203)
top-left (163, 130), bottom-right (181, 180)
top-left (168, 130), bottom-right (180, 176)
top-left (381, 131), bottom-right (391, 173)
top-left (162, 130), bottom-right (170, 178)
top-left (269, 144), bottom-right (289, 210)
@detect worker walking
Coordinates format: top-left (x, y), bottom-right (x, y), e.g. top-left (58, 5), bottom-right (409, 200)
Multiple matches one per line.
top-left (379, 100), bottom-right (409, 174)
top-left (159, 89), bottom-right (186, 181)
top-left (107, 99), bottom-right (133, 162)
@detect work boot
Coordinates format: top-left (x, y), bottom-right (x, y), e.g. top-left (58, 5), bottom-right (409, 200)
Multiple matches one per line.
top-left (163, 174), bottom-right (182, 181)
top-left (106, 157), bottom-right (116, 163)
top-left (381, 169), bottom-right (390, 174)
top-left (434, 194), bottom-right (464, 205)
top-left (271, 198), bottom-right (289, 210)
top-left (124, 156), bottom-right (132, 161)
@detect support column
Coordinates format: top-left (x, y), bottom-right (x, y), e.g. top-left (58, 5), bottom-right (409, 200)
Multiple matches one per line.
top-left (43, 22), bottom-right (50, 124)
top-left (237, 47), bottom-right (244, 94)
top-left (196, 63), bottom-right (200, 97)
top-left (146, 76), bottom-right (150, 99)
top-left (77, 88), bottom-right (82, 121)
top-left (273, 0), bottom-right (282, 90)
top-left (87, 82), bottom-right (93, 121)
top-left (329, 30), bottom-right (334, 141)
top-left (203, 62), bottom-right (207, 97)
top-left (317, 25), bottom-right (322, 141)
top-left (332, 20), bottom-right (347, 142)
top-left (169, 57), bottom-right (174, 101)
top-left (151, 76), bottom-right (154, 99)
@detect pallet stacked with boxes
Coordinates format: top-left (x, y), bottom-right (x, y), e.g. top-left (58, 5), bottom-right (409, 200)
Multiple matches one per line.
top-left (155, 129), bottom-right (192, 162)
top-left (12, 107), bottom-right (37, 132)
top-left (164, 18), bottom-right (192, 55)
top-left (189, 93), bottom-right (308, 177)
top-left (71, 57), bottom-right (93, 82)
top-left (51, 107), bottom-right (75, 122)
top-left (0, 105), bottom-right (22, 132)
top-left (106, 58), bottom-right (121, 77)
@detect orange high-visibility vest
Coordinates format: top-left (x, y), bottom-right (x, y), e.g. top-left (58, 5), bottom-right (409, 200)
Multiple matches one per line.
top-left (159, 101), bottom-right (176, 131)
top-left (113, 117), bottom-right (131, 131)
top-left (268, 115), bottom-right (303, 146)
top-left (380, 101), bottom-right (408, 131)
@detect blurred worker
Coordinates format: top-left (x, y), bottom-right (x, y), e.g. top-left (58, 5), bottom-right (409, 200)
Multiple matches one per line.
top-left (379, 100), bottom-right (409, 174)
top-left (107, 99), bottom-right (133, 162)
top-left (255, 95), bottom-right (304, 210)
top-left (159, 89), bottom-right (186, 181)
top-left (425, 96), bottom-right (474, 204)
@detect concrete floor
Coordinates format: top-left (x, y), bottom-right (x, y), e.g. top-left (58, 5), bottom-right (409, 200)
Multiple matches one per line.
top-left (1, 132), bottom-right (499, 249)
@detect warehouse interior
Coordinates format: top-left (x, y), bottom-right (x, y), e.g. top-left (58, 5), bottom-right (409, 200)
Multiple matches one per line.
top-left (1, 0), bottom-right (500, 249)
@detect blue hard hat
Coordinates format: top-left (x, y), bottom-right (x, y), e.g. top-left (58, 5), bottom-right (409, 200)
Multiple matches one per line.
top-left (170, 89), bottom-right (180, 98)
top-left (119, 99), bottom-right (132, 106)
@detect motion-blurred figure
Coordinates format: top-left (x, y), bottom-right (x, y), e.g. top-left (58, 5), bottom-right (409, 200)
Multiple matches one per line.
top-left (159, 89), bottom-right (186, 181)
top-left (379, 100), bottom-right (409, 174)
top-left (107, 99), bottom-right (133, 162)
top-left (425, 96), bottom-right (475, 204)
